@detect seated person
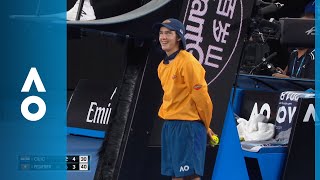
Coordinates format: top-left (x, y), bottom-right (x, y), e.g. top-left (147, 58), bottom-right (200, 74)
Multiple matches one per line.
top-left (272, 47), bottom-right (315, 79)
top-left (272, 2), bottom-right (315, 80)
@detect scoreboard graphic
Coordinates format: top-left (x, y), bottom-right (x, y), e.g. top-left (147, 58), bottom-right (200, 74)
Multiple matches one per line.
top-left (19, 155), bottom-right (90, 171)
top-left (67, 155), bottom-right (90, 171)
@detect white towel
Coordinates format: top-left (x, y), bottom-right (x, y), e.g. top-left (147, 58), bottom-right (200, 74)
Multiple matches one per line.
top-left (237, 114), bottom-right (275, 141)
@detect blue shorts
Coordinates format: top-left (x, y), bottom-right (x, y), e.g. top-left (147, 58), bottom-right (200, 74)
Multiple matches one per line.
top-left (161, 120), bottom-right (207, 177)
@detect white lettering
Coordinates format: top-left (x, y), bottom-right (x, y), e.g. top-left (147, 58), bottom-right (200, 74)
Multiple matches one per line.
top-left (21, 67), bottom-right (46, 92)
top-left (213, 20), bottom-right (230, 44)
top-left (103, 103), bottom-right (112, 124)
top-left (204, 45), bottom-right (222, 68)
top-left (288, 106), bottom-right (297, 123)
top-left (86, 102), bottom-right (112, 125)
top-left (179, 165), bottom-right (190, 172)
top-left (21, 96), bottom-right (46, 121)
top-left (275, 106), bottom-right (298, 124)
top-left (191, 0), bottom-right (208, 16)
top-left (86, 102), bottom-right (97, 123)
top-left (186, 42), bottom-right (204, 64)
top-left (305, 26), bottom-right (315, 36)
top-left (216, 0), bottom-right (237, 19)
top-left (303, 104), bottom-right (315, 122)
top-left (249, 103), bottom-right (259, 121)
top-left (280, 92), bottom-right (300, 102)
top-left (21, 67), bottom-right (46, 121)
top-left (260, 103), bottom-right (271, 119)
top-left (276, 106), bottom-right (287, 124)
top-left (249, 103), bottom-right (271, 121)
top-left (33, 157), bottom-right (46, 161)
top-left (184, 0), bottom-right (209, 63)
top-left (94, 106), bottom-right (105, 123)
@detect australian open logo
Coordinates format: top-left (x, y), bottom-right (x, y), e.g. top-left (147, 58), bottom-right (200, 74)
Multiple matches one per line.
top-left (182, 0), bottom-right (243, 84)
top-left (21, 67), bottom-right (46, 122)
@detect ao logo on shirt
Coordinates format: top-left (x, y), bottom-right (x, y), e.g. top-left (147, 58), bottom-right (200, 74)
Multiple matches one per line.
top-left (179, 165), bottom-right (190, 172)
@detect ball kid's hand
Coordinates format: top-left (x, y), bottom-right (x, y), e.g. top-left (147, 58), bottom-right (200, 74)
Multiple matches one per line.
top-left (207, 128), bottom-right (216, 138)
top-left (207, 128), bottom-right (219, 147)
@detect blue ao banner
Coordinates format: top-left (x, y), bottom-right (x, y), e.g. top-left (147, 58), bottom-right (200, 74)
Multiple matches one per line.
top-left (316, 1), bottom-right (319, 180)
top-left (0, 0), bottom-right (66, 179)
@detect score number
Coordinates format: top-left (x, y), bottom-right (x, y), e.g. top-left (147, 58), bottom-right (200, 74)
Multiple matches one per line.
top-left (66, 155), bottom-right (90, 171)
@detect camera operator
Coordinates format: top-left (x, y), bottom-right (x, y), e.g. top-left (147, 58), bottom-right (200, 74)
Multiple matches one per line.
top-left (272, 1), bottom-right (315, 80)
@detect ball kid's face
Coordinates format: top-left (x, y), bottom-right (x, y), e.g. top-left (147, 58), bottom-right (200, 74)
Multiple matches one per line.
top-left (159, 26), bottom-right (180, 55)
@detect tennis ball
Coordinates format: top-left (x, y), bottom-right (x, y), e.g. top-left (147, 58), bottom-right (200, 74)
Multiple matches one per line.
top-left (209, 134), bottom-right (219, 147)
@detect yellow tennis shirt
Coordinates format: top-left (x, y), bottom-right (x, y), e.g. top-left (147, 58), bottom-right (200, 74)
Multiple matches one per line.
top-left (157, 50), bottom-right (213, 129)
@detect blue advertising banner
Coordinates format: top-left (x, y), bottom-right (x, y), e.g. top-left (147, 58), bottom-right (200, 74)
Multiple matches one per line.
top-left (0, 0), bottom-right (66, 179)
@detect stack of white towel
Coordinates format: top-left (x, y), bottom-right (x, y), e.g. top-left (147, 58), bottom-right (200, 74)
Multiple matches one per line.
top-left (237, 114), bottom-right (275, 141)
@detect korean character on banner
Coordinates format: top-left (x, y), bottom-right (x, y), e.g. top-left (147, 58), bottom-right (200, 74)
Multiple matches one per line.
top-left (213, 20), bottom-right (230, 44)
top-left (216, 0), bottom-right (237, 19)
top-left (204, 45), bottom-right (223, 68)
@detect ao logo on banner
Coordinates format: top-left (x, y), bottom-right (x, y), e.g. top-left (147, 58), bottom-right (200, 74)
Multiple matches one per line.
top-left (276, 92), bottom-right (316, 124)
top-left (21, 67), bottom-right (46, 121)
top-left (182, 0), bottom-right (243, 84)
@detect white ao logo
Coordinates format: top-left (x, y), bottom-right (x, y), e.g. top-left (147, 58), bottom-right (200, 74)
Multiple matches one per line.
top-left (179, 165), bottom-right (190, 172)
top-left (21, 67), bottom-right (46, 121)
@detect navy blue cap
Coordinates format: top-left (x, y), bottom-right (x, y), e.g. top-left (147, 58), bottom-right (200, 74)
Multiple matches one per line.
top-left (153, 18), bottom-right (186, 49)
